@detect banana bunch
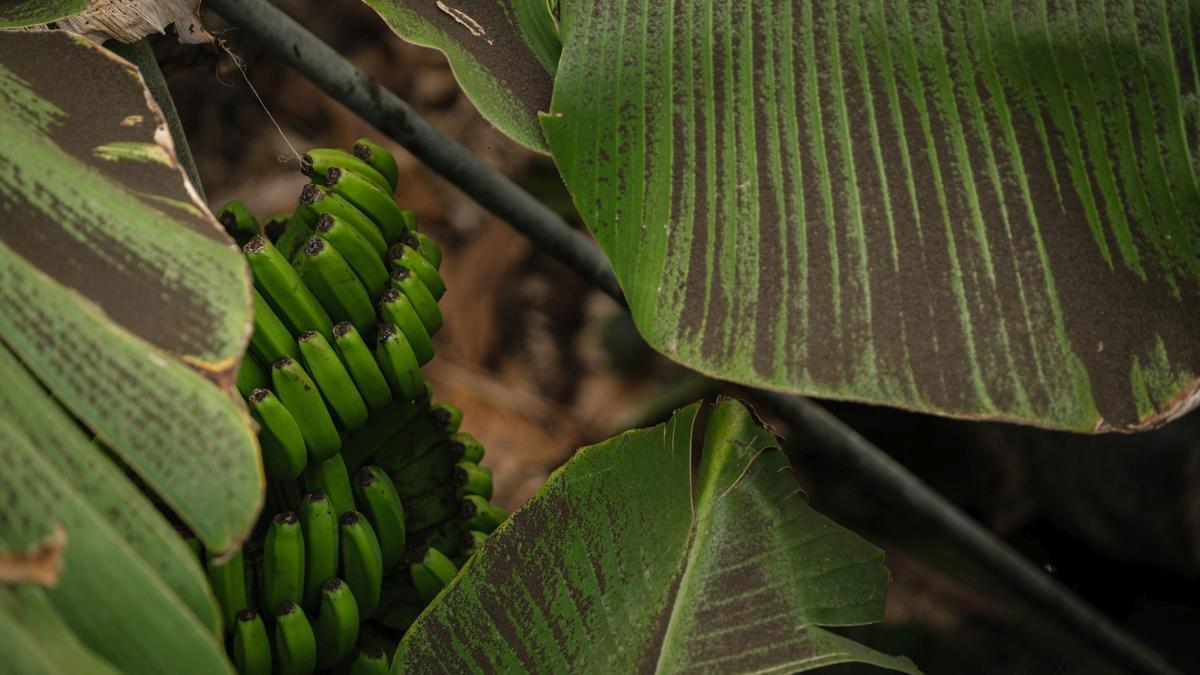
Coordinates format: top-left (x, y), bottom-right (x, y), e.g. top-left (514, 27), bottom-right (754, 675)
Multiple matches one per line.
top-left (205, 140), bottom-right (504, 674)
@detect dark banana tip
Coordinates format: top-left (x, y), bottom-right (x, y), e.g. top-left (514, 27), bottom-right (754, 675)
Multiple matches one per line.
top-left (413, 545), bottom-right (431, 561)
top-left (458, 532), bottom-right (477, 550)
top-left (298, 329), bottom-right (320, 342)
top-left (387, 243), bottom-right (407, 261)
top-left (275, 511), bottom-right (298, 526)
top-left (236, 609), bottom-right (258, 622)
top-left (249, 388), bottom-right (271, 403)
top-left (315, 212), bottom-right (335, 232)
top-left (355, 467), bottom-right (377, 487)
top-left (303, 489), bottom-right (327, 502)
top-left (299, 182), bottom-right (322, 205)
top-left (460, 499), bottom-right (478, 518)
top-left (377, 323), bottom-right (398, 341)
top-left (402, 231), bottom-right (419, 249)
top-left (449, 440), bottom-right (466, 460)
top-left (391, 265), bottom-right (410, 281)
top-left (331, 322), bottom-right (353, 338)
top-left (361, 645), bottom-right (384, 660)
top-left (304, 236), bottom-right (326, 256)
top-left (352, 143), bottom-right (371, 161)
top-left (339, 510), bottom-right (362, 526)
top-left (243, 234), bottom-right (267, 253)
top-left (264, 218), bottom-right (287, 241)
top-left (325, 167), bottom-right (342, 184)
top-left (379, 288), bottom-right (401, 305)
top-left (273, 355), bottom-right (294, 369)
top-left (300, 153), bottom-right (314, 174)
top-left (322, 576), bottom-right (343, 592)
top-left (276, 600), bottom-right (298, 617)
top-left (454, 466), bottom-right (469, 486)
top-left (218, 210), bottom-right (237, 229)
top-left (431, 407), bottom-right (451, 428)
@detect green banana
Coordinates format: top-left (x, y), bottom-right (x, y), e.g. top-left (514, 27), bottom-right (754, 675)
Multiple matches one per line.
top-left (352, 138), bottom-right (399, 194)
top-left (461, 495), bottom-right (507, 533)
top-left (271, 356), bottom-right (341, 461)
top-left (263, 212), bottom-right (291, 242)
top-left (390, 443), bottom-right (454, 499)
top-left (448, 432), bottom-right (485, 464)
top-left (377, 288), bottom-right (435, 366)
top-left (206, 547), bottom-right (247, 630)
top-left (340, 401), bottom-right (422, 473)
top-left (409, 545), bottom-right (458, 604)
top-left (298, 330), bottom-right (369, 431)
top-left (390, 265), bottom-right (442, 335)
top-left (274, 601), bottom-right (317, 675)
top-left (353, 466), bottom-right (407, 572)
top-left (325, 167), bottom-right (407, 246)
top-left (236, 356), bottom-right (269, 399)
top-left (315, 577), bottom-right (360, 669)
top-left (374, 323), bottom-right (422, 401)
top-left (263, 511), bottom-right (305, 613)
top-left (402, 484), bottom-right (459, 532)
top-left (297, 236), bottom-right (377, 336)
top-left (462, 530), bottom-right (488, 560)
top-left (250, 287), bottom-right (301, 365)
top-left (245, 234), bottom-right (334, 338)
top-left (347, 645), bottom-right (391, 675)
top-left (303, 453), bottom-right (355, 518)
top-left (387, 242), bottom-right (445, 300)
top-left (339, 510), bottom-right (384, 618)
top-left (248, 388), bottom-right (308, 481)
top-left (296, 183), bottom-right (388, 256)
top-left (331, 322), bottom-right (393, 412)
top-left (454, 461), bottom-right (493, 499)
top-left (314, 213), bottom-right (390, 299)
top-left (399, 208), bottom-right (418, 232)
top-left (299, 490), bottom-right (339, 613)
top-left (276, 210), bottom-right (315, 259)
top-left (302, 148), bottom-right (391, 193)
top-left (217, 200), bottom-right (260, 246)
top-left (231, 609), bottom-right (272, 675)
top-left (403, 230), bottom-right (442, 270)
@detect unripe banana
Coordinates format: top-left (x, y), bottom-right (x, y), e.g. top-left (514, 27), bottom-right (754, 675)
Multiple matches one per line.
top-left (325, 167), bottom-right (407, 246)
top-left (409, 545), bottom-right (458, 604)
top-left (314, 213), bottom-right (390, 299)
top-left (206, 547), bottom-right (247, 631)
top-left (377, 288), bottom-right (435, 366)
top-left (248, 388), bottom-right (308, 481)
top-left (274, 601), bottom-right (317, 675)
top-left (236, 356), bottom-right (269, 399)
top-left (315, 577), bottom-right (360, 669)
top-left (386, 242), bottom-right (445, 300)
top-left (276, 210), bottom-right (315, 260)
top-left (347, 645), bottom-right (391, 675)
top-left (403, 230), bottom-right (442, 270)
top-left (263, 212), bottom-right (291, 242)
top-left (353, 466), bottom-right (407, 572)
top-left (271, 356), bottom-right (341, 461)
top-left (296, 183), bottom-right (388, 256)
top-left (402, 484), bottom-right (459, 532)
top-left (390, 443), bottom-right (454, 499)
top-left (217, 200), bottom-right (260, 246)
top-left (339, 510), bottom-right (384, 618)
top-left (298, 330), bottom-right (369, 431)
top-left (352, 138), bottom-right (399, 194)
top-left (390, 265), bottom-right (442, 335)
top-left (250, 288), bottom-right (300, 365)
top-left (461, 495), bottom-right (507, 533)
top-left (303, 453), bottom-right (355, 518)
top-left (263, 511), bottom-right (305, 613)
top-left (231, 609), bottom-right (272, 675)
top-left (430, 402), bottom-right (464, 433)
top-left (454, 461), bottom-right (493, 499)
top-left (461, 529), bottom-right (489, 561)
top-left (448, 432), bottom-right (485, 464)
top-left (297, 237), bottom-right (378, 336)
top-left (331, 322), bottom-right (393, 413)
top-left (245, 234), bottom-right (334, 337)
top-left (302, 148), bottom-right (391, 193)
top-left (298, 490), bottom-right (339, 612)
top-left (374, 323), bottom-right (422, 401)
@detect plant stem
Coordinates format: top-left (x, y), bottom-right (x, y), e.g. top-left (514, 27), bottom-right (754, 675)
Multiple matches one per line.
top-left (203, 1), bottom-right (1179, 673)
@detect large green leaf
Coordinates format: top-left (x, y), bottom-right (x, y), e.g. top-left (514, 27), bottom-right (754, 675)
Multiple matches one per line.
top-left (0, 31), bottom-right (261, 550)
top-left (375, 0), bottom-right (1200, 432)
top-left (363, 0), bottom-right (560, 152)
top-left (0, 0), bottom-right (87, 27)
top-left (0, 586), bottom-right (124, 675)
top-left (0, 343), bottom-right (233, 674)
top-left (395, 400), bottom-right (918, 673)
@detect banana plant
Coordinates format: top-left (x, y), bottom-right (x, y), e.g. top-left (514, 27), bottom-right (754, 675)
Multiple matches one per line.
top-left (365, 0), bottom-right (1200, 433)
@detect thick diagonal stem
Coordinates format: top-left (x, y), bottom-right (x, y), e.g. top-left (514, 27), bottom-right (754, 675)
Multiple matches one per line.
top-left (203, 1), bottom-right (1178, 673)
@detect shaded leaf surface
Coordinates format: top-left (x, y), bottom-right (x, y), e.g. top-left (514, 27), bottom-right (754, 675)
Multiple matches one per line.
top-left (395, 401), bottom-right (917, 673)
top-left (0, 31), bottom-right (260, 550)
top-left (0, 586), bottom-right (124, 675)
top-left (0, 0), bottom-right (87, 27)
top-left (364, 0), bottom-right (559, 152)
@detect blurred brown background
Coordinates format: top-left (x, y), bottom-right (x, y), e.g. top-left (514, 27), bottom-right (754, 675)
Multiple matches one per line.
top-left (151, 2), bottom-right (1200, 672)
